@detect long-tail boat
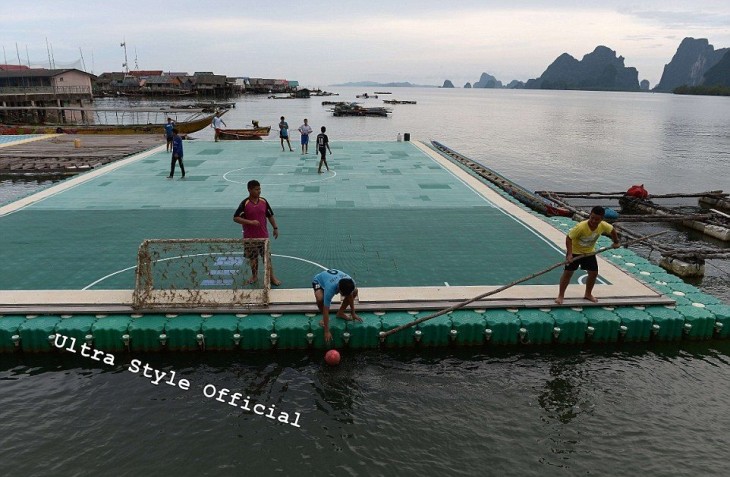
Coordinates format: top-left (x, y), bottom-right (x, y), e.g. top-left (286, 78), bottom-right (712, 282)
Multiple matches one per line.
top-left (218, 126), bottom-right (272, 140)
top-left (0, 107), bottom-right (224, 135)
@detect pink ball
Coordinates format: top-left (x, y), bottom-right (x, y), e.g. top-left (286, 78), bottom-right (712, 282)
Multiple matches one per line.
top-left (325, 349), bottom-right (341, 366)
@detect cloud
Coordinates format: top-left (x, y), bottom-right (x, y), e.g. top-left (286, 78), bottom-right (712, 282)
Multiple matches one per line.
top-left (2, 1), bottom-right (730, 87)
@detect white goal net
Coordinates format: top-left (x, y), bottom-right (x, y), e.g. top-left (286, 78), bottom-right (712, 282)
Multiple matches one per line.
top-left (133, 238), bottom-right (270, 309)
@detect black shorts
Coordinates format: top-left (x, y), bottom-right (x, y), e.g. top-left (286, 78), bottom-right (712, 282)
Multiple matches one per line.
top-left (565, 254), bottom-right (598, 272)
top-left (312, 281), bottom-right (323, 292)
top-left (244, 242), bottom-right (265, 261)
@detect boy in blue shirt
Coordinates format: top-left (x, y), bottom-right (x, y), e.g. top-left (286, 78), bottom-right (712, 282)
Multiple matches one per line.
top-left (164, 117), bottom-right (175, 152)
top-left (168, 128), bottom-right (185, 179)
top-left (312, 269), bottom-right (361, 342)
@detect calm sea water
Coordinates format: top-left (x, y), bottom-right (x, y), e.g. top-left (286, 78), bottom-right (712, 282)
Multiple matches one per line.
top-left (1, 88), bottom-right (729, 476)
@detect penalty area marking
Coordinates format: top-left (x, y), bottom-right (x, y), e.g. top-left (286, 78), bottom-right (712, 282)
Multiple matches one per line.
top-left (222, 165), bottom-right (337, 186)
top-left (81, 253), bottom-right (329, 290)
top-left (577, 273), bottom-right (607, 286)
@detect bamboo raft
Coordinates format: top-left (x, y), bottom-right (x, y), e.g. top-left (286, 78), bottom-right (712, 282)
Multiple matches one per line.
top-left (536, 190), bottom-right (730, 241)
top-left (536, 190), bottom-right (730, 277)
top-left (699, 194), bottom-right (730, 213)
top-left (618, 196), bottom-right (730, 241)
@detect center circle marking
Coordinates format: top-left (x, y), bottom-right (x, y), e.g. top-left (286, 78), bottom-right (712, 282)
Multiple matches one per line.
top-left (222, 165), bottom-right (336, 186)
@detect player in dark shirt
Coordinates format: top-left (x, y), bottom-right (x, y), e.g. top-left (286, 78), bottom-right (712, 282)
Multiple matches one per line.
top-left (316, 126), bottom-right (332, 173)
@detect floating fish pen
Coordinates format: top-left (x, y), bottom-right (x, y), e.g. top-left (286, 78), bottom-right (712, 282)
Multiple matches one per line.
top-left (331, 103), bottom-right (390, 117)
top-left (535, 190), bottom-right (730, 277)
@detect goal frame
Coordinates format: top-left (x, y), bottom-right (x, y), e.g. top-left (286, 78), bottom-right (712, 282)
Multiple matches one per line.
top-left (132, 238), bottom-right (270, 310)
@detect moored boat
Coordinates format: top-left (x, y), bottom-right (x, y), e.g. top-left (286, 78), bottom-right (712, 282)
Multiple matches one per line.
top-left (431, 141), bottom-right (572, 217)
top-left (0, 107), bottom-right (224, 135)
top-left (331, 103), bottom-right (390, 117)
top-left (218, 126), bottom-right (272, 140)
top-left (383, 100), bottom-right (417, 104)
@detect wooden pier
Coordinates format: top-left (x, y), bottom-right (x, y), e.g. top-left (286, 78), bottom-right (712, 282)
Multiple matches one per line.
top-left (0, 135), bottom-right (162, 174)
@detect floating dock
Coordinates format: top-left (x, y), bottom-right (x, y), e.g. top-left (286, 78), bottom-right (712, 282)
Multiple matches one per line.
top-left (0, 139), bottom-right (727, 352)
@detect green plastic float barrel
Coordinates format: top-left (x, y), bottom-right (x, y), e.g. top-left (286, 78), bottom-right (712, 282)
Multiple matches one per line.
top-left (516, 309), bottom-right (554, 345)
top-left (165, 315), bottom-right (203, 351)
top-left (676, 305), bottom-right (715, 340)
top-left (706, 304), bottom-right (730, 338)
top-left (55, 315), bottom-right (97, 347)
top-left (128, 315), bottom-right (169, 351)
top-left (582, 307), bottom-right (621, 343)
top-left (381, 312), bottom-right (417, 348)
top-left (340, 312), bottom-right (381, 349)
top-left (238, 314), bottom-right (275, 350)
top-left (274, 314), bottom-right (311, 349)
top-left (613, 307), bottom-right (653, 342)
top-left (419, 313), bottom-right (453, 347)
top-left (91, 316), bottom-right (132, 352)
top-left (644, 306), bottom-right (684, 341)
top-left (19, 316), bottom-right (62, 352)
top-left (306, 312), bottom-right (347, 349)
top-left (0, 316), bottom-right (28, 352)
top-left (450, 310), bottom-right (487, 345)
top-left (200, 315), bottom-right (240, 350)
top-left (482, 309), bottom-right (521, 345)
top-left (549, 308), bottom-right (588, 344)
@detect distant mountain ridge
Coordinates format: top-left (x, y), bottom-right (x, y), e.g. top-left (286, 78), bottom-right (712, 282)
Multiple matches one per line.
top-left (702, 50), bottom-right (730, 87)
top-left (525, 46), bottom-right (639, 91)
top-left (473, 72), bottom-right (502, 88)
top-left (654, 38), bottom-right (729, 91)
top-left (331, 81), bottom-right (437, 87)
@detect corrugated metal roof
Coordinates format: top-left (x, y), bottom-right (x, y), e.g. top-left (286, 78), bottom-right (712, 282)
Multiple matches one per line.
top-left (0, 68), bottom-right (94, 79)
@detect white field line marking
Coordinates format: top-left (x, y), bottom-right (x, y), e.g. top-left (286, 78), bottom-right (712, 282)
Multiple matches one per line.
top-left (222, 166), bottom-right (337, 185)
top-left (82, 252), bottom-right (329, 290)
top-left (419, 143), bottom-right (608, 285)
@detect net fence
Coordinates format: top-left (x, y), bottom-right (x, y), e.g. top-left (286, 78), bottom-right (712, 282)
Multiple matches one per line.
top-left (133, 238), bottom-right (270, 309)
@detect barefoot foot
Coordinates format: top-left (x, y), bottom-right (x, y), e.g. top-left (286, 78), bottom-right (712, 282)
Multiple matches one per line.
top-left (584, 295), bottom-right (598, 303)
top-left (554, 297), bottom-right (564, 305)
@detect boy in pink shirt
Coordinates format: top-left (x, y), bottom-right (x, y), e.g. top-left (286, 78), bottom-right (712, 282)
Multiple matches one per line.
top-left (233, 180), bottom-right (281, 286)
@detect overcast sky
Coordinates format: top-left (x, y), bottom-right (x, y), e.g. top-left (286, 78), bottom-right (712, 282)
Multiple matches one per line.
top-left (2, 0), bottom-right (729, 88)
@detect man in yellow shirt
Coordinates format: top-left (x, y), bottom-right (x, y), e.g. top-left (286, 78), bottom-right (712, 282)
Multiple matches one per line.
top-left (555, 206), bottom-right (620, 304)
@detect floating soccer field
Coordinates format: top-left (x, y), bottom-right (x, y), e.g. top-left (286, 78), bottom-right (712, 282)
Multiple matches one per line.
top-left (0, 139), bottom-right (665, 310)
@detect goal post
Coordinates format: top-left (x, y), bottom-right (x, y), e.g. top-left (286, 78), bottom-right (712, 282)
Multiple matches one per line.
top-left (133, 238), bottom-right (270, 309)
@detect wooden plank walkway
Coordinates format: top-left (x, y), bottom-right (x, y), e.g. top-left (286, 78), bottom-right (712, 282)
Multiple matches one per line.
top-left (0, 135), bottom-right (163, 174)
